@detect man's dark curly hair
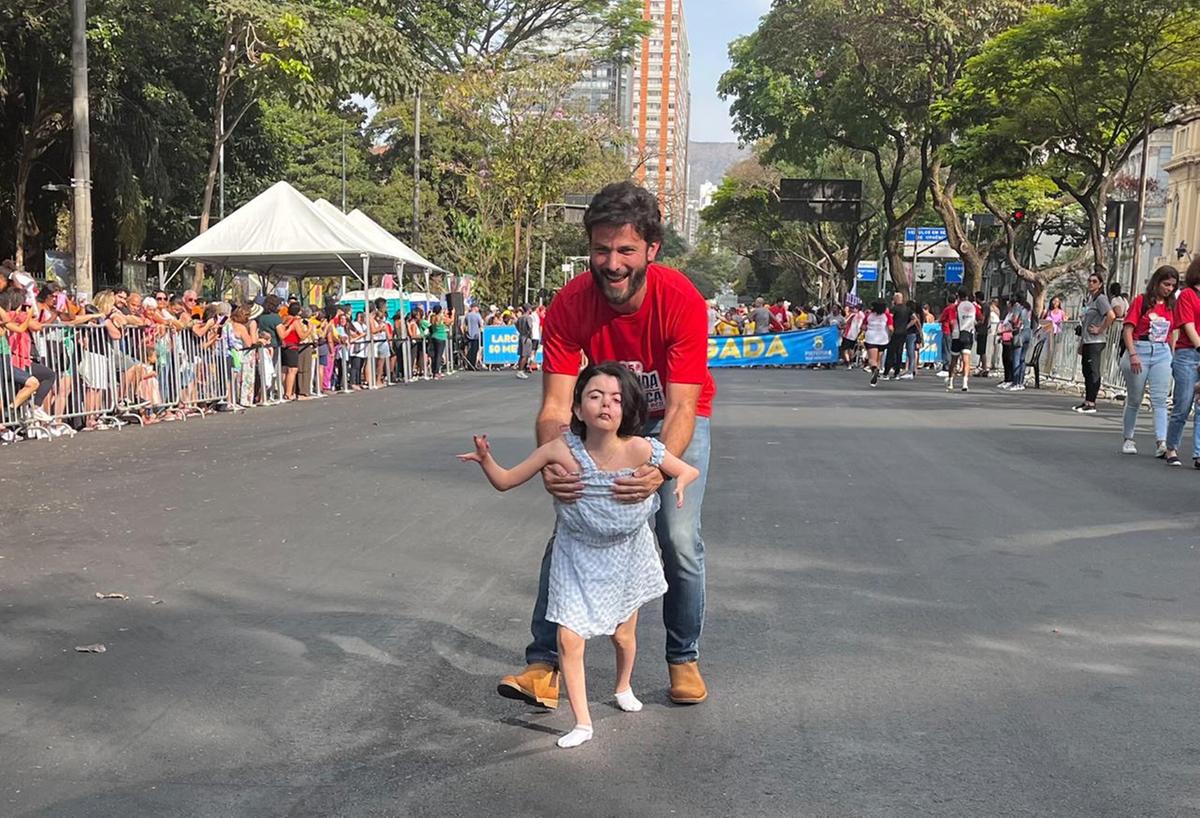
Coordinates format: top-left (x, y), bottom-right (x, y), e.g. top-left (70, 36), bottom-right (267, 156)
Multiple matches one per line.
top-left (583, 181), bottom-right (664, 247)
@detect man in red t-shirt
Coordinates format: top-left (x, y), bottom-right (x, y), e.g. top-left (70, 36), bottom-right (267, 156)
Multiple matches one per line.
top-left (768, 298), bottom-right (789, 333)
top-left (498, 181), bottom-right (715, 709)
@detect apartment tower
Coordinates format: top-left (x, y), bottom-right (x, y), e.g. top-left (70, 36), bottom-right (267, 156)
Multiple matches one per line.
top-left (630, 0), bottom-right (691, 232)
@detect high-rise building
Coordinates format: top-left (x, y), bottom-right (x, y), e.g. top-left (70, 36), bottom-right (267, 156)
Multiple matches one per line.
top-left (565, 59), bottom-right (634, 129)
top-left (629, 0), bottom-right (691, 232)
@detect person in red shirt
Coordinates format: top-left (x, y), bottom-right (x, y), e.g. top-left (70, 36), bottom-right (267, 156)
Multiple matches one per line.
top-left (938, 293), bottom-right (958, 376)
top-left (1166, 258), bottom-right (1200, 466)
top-left (768, 297), bottom-right (789, 333)
top-left (1118, 266), bottom-right (1178, 456)
top-left (498, 181), bottom-right (714, 710)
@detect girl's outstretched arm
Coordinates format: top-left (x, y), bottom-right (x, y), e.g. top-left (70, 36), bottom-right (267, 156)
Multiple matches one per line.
top-left (457, 435), bottom-right (571, 492)
top-left (657, 449), bottom-right (701, 508)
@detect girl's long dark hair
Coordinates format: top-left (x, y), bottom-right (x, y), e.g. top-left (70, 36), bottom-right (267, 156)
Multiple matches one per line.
top-left (1144, 265), bottom-right (1180, 306)
top-left (570, 362), bottom-right (647, 440)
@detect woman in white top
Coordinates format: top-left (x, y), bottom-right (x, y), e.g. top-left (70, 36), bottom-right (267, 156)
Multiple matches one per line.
top-left (863, 300), bottom-right (893, 388)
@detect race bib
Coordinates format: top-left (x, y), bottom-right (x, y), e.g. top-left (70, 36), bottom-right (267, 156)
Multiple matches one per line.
top-left (1149, 314), bottom-right (1170, 344)
top-left (620, 360), bottom-right (665, 413)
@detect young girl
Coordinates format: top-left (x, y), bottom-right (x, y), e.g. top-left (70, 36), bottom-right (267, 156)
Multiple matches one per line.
top-left (863, 300), bottom-right (892, 387)
top-left (458, 362), bottom-right (699, 750)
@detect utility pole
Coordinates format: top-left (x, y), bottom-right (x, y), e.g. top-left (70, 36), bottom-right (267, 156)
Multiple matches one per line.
top-left (1129, 118), bottom-right (1152, 293)
top-left (218, 99), bottom-right (225, 220)
top-left (70, 0), bottom-right (93, 298)
top-left (1114, 202), bottom-right (1126, 283)
top-left (411, 87), bottom-right (421, 250)
top-left (340, 118), bottom-right (347, 212)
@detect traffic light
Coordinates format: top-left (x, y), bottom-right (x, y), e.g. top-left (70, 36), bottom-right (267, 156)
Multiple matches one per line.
top-left (1010, 208), bottom-right (1026, 225)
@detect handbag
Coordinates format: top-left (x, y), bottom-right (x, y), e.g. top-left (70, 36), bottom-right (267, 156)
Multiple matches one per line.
top-left (1001, 329), bottom-right (1014, 344)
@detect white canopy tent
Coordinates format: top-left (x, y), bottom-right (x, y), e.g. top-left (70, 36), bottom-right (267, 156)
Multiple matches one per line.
top-left (345, 208), bottom-right (447, 275)
top-left (156, 181), bottom-right (406, 289)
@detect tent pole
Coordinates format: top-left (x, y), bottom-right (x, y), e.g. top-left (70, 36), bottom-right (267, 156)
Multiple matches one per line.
top-left (362, 254), bottom-right (375, 389)
top-left (424, 267), bottom-right (432, 381)
top-left (157, 260), bottom-right (165, 291)
top-left (398, 262), bottom-right (412, 383)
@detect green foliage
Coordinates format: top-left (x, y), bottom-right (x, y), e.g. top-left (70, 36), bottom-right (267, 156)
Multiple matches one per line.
top-left (939, 0), bottom-right (1200, 280)
top-left (941, 0), bottom-right (1200, 189)
top-left (410, 0), bottom-right (651, 70)
top-left (675, 243), bottom-right (740, 300)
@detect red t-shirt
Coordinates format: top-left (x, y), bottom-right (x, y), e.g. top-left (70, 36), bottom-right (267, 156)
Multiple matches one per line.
top-left (7, 309), bottom-right (33, 369)
top-left (542, 264), bottom-right (715, 418)
top-left (1173, 287), bottom-right (1200, 350)
top-left (1124, 293), bottom-right (1174, 342)
top-left (939, 304), bottom-right (956, 334)
top-left (768, 305), bottom-right (788, 333)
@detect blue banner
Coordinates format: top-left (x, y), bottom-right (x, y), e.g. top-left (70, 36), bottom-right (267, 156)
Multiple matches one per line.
top-left (856, 260), bottom-right (879, 282)
top-left (944, 261), bottom-right (964, 283)
top-left (482, 326), bottom-right (543, 365)
top-left (919, 322), bottom-right (943, 364)
top-left (707, 327), bottom-right (839, 368)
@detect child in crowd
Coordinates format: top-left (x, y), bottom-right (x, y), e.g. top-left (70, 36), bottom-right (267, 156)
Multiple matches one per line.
top-left (457, 362), bottom-right (699, 749)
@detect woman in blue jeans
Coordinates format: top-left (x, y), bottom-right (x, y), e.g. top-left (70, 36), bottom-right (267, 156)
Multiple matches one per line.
top-left (1118, 267), bottom-right (1178, 456)
top-left (1165, 257), bottom-right (1200, 468)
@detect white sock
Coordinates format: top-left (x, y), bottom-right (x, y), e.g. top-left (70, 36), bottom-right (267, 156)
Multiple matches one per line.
top-left (557, 724), bottom-right (593, 749)
top-left (614, 688), bottom-right (643, 712)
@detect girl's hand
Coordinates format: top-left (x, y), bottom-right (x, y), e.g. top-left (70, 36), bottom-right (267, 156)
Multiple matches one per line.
top-left (672, 465), bottom-right (701, 508)
top-left (456, 434), bottom-right (491, 464)
top-left (1128, 353), bottom-right (1142, 374)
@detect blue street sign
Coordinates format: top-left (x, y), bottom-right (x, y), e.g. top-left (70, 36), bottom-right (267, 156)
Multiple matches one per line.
top-left (904, 226), bottom-right (949, 243)
top-left (856, 261), bottom-right (879, 282)
top-left (944, 261), bottom-right (964, 283)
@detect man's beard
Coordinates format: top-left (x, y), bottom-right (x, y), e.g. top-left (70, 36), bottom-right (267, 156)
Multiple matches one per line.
top-left (591, 262), bottom-right (648, 306)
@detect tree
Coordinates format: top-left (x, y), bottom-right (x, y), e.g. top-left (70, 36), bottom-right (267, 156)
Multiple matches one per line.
top-left (720, 0), bottom-right (1028, 293)
top-left (439, 57), bottom-right (626, 303)
top-left (0, 2), bottom-right (72, 269)
top-left (399, 0), bottom-right (648, 71)
top-left (699, 146), bottom-right (879, 306)
top-left (941, 0), bottom-right (1200, 297)
top-left (674, 242), bottom-right (739, 300)
top-left (191, 0), bottom-right (422, 289)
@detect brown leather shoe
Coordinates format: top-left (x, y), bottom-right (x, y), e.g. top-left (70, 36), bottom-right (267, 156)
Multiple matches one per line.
top-left (498, 662), bottom-right (559, 709)
top-left (668, 660), bottom-right (708, 704)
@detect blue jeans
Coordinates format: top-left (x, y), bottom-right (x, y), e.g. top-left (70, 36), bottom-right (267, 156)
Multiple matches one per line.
top-left (1166, 347), bottom-right (1200, 457)
top-left (1011, 343), bottom-right (1027, 385)
top-left (905, 333), bottom-right (918, 374)
top-left (1119, 340), bottom-right (1172, 441)
top-left (526, 416), bottom-right (711, 665)
top-left (940, 333), bottom-right (951, 369)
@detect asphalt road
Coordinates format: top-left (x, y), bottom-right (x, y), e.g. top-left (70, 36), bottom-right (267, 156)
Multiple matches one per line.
top-left (2, 368), bottom-right (1199, 817)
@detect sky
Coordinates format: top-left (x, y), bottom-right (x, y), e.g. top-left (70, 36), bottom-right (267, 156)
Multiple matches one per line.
top-left (684, 0), bottom-right (771, 143)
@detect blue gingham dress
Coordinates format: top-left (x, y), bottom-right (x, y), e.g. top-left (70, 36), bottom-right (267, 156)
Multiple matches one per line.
top-left (546, 432), bottom-right (670, 639)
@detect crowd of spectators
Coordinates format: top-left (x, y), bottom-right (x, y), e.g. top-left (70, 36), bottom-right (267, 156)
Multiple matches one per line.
top-left (0, 259), bottom-right (476, 443)
top-left (709, 297), bottom-right (837, 336)
top-left (6, 252), bottom-right (1199, 465)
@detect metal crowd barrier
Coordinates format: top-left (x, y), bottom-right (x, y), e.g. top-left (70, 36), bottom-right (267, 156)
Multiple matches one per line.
top-left (1, 322), bottom-right (233, 443)
top-left (3, 315), bottom-right (458, 446)
top-left (1040, 320), bottom-right (1127, 395)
